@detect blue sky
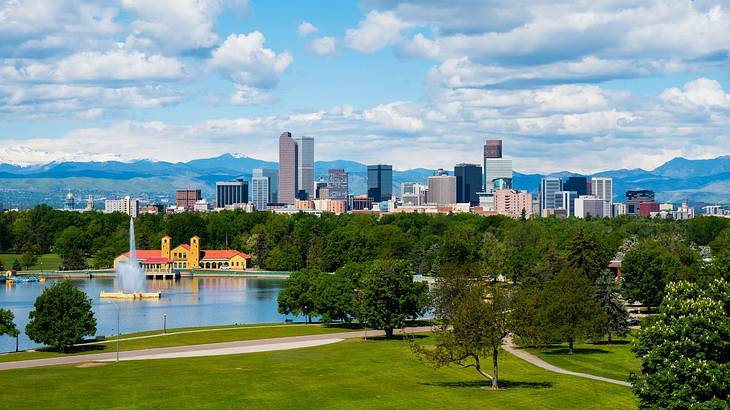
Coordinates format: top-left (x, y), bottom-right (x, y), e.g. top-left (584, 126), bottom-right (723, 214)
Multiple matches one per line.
top-left (2, 0), bottom-right (730, 173)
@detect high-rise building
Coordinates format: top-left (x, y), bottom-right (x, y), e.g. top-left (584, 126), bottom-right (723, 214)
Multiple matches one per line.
top-left (216, 179), bottom-right (248, 208)
top-left (454, 163), bottom-right (482, 205)
top-left (176, 189), bottom-right (201, 211)
top-left (626, 189), bottom-right (655, 214)
top-left (590, 177), bottom-right (613, 217)
top-left (494, 189), bottom-right (532, 219)
top-left (564, 176), bottom-right (589, 196)
top-left (278, 132), bottom-right (297, 204)
top-left (260, 168), bottom-right (279, 203)
top-left (540, 177), bottom-right (563, 212)
top-left (401, 182), bottom-right (428, 206)
top-left (294, 136), bottom-right (315, 199)
top-left (367, 164), bottom-right (393, 202)
top-left (251, 174), bottom-right (269, 211)
top-left (327, 169), bottom-right (348, 200)
top-left (554, 190), bottom-right (578, 217)
top-left (574, 195), bottom-right (606, 218)
top-left (315, 179), bottom-right (328, 199)
top-left (104, 196), bottom-right (139, 217)
top-left (427, 175), bottom-right (457, 205)
top-left (483, 139), bottom-right (511, 191)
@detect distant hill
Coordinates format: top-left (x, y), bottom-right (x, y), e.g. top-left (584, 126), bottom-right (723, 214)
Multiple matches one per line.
top-left (1, 154), bottom-right (730, 208)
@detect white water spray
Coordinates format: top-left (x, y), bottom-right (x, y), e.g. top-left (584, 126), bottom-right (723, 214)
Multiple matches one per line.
top-left (116, 218), bottom-right (145, 292)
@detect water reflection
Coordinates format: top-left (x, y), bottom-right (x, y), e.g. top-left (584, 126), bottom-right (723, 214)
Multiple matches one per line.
top-left (0, 276), bottom-right (291, 353)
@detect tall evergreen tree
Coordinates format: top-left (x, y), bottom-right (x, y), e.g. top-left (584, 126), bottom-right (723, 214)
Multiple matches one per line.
top-left (594, 270), bottom-right (629, 343)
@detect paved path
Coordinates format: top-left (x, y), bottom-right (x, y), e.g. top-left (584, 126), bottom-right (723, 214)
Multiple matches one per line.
top-left (502, 337), bottom-right (631, 387)
top-left (0, 326), bottom-right (432, 371)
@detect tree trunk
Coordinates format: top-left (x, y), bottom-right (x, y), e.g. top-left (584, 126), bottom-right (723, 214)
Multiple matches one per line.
top-left (568, 338), bottom-right (574, 354)
top-left (607, 332), bottom-right (612, 344)
top-left (472, 355), bottom-right (494, 387)
top-left (16, 336), bottom-right (19, 352)
top-left (384, 328), bottom-right (394, 338)
top-left (492, 348), bottom-right (499, 390)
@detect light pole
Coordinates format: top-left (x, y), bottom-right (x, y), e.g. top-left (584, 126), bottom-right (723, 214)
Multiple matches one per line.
top-left (163, 313), bottom-right (167, 334)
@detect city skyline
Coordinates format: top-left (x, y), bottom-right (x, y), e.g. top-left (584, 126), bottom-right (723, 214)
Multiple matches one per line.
top-left (2, 1), bottom-right (730, 174)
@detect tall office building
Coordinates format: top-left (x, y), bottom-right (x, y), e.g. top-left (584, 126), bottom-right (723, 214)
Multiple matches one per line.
top-left (176, 189), bottom-right (201, 211)
top-left (278, 132), bottom-right (297, 204)
top-left (483, 139), bottom-right (511, 191)
top-left (554, 190), bottom-right (578, 217)
top-left (327, 169), bottom-right (348, 200)
top-left (428, 175), bottom-right (457, 205)
top-left (626, 189), bottom-right (655, 214)
top-left (575, 195), bottom-right (606, 218)
top-left (294, 136), bottom-right (315, 199)
top-left (564, 176), bottom-right (590, 196)
top-left (315, 179), bottom-right (328, 199)
top-left (540, 177), bottom-right (563, 212)
top-left (590, 177), bottom-right (613, 217)
top-left (367, 164), bottom-right (393, 202)
top-left (252, 168), bottom-right (279, 210)
top-left (105, 196), bottom-right (139, 217)
top-left (401, 182), bottom-right (428, 206)
top-left (484, 139), bottom-right (503, 159)
top-left (454, 163), bottom-right (482, 205)
top-left (216, 179), bottom-right (248, 208)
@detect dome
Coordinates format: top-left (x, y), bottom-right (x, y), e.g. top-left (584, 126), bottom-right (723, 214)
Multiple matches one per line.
top-left (66, 191), bottom-right (74, 200)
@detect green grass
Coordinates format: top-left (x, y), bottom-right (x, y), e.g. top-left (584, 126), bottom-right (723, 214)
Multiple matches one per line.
top-left (0, 335), bottom-right (636, 409)
top-left (0, 253), bottom-right (62, 271)
top-left (0, 323), bottom-right (357, 363)
top-left (525, 337), bottom-right (641, 382)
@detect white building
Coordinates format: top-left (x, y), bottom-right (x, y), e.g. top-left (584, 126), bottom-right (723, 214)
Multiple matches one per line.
top-left (575, 195), bottom-right (606, 218)
top-left (194, 199), bottom-right (211, 212)
top-left (590, 177), bottom-right (613, 217)
top-left (293, 136), bottom-right (314, 199)
top-left (484, 158), bottom-right (512, 192)
top-left (401, 182), bottom-right (428, 206)
top-left (612, 202), bottom-right (627, 217)
top-left (104, 196), bottom-right (139, 217)
top-left (540, 177), bottom-right (563, 212)
top-left (554, 190), bottom-right (578, 217)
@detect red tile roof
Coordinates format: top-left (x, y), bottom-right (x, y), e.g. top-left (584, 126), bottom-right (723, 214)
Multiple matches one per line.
top-left (122, 250), bottom-right (163, 259)
top-left (141, 257), bottom-right (172, 264)
top-left (201, 250), bottom-right (251, 260)
top-left (179, 244), bottom-right (191, 250)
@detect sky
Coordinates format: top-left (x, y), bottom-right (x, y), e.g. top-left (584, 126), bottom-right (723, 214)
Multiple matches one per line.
top-left (2, 0), bottom-right (730, 173)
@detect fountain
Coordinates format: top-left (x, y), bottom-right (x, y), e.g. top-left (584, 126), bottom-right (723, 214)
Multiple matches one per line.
top-left (100, 218), bottom-right (160, 299)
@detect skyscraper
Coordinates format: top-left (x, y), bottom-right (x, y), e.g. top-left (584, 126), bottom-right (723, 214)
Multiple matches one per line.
top-left (367, 164), bottom-right (393, 202)
top-left (278, 132), bottom-right (297, 204)
top-left (483, 139), bottom-right (512, 191)
top-left (401, 182), bottom-right (427, 206)
top-left (590, 177), bottom-right (613, 217)
top-left (216, 179), bottom-right (248, 208)
top-left (252, 168), bottom-right (279, 210)
top-left (454, 163), bottom-right (482, 205)
top-left (626, 189), bottom-right (655, 214)
top-left (540, 177), bottom-right (563, 212)
top-left (554, 190), bottom-right (578, 217)
top-left (428, 175), bottom-right (457, 205)
top-left (176, 189), bottom-right (201, 211)
top-left (327, 169), bottom-right (348, 200)
top-left (294, 136), bottom-right (315, 199)
top-left (564, 176), bottom-right (589, 196)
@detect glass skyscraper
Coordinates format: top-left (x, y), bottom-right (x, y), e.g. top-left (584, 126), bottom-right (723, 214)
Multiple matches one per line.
top-left (367, 164), bottom-right (393, 202)
top-left (454, 163), bottom-right (482, 205)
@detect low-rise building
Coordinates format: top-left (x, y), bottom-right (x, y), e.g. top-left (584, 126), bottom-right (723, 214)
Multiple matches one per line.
top-left (494, 189), bottom-right (532, 219)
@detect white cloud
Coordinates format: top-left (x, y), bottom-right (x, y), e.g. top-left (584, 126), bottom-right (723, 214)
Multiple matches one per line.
top-left (361, 102), bottom-right (424, 132)
top-left (660, 78), bottom-right (730, 110)
top-left (298, 21), bottom-right (318, 36)
top-left (307, 37), bottom-right (336, 56)
top-left (229, 85), bottom-right (274, 105)
top-left (344, 10), bottom-right (411, 53)
top-left (209, 32), bottom-right (293, 88)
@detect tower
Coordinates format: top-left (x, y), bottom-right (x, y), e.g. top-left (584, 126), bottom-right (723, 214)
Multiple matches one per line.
top-left (161, 235), bottom-right (171, 260)
top-left (278, 132), bottom-right (297, 204)
top-left (189, 236), bottom-right (200, 268)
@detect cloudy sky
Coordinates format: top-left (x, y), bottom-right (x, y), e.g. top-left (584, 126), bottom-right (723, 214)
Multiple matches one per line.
top-left (2, 0), bottom-right (730, 173)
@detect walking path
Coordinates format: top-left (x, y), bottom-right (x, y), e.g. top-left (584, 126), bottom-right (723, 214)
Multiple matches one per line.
top-left (502, 337), bottom-right (631, 387)
top-left (0, 326), bottom-right (432, 371)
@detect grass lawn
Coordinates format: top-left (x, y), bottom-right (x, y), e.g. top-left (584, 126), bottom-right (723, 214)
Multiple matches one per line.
top-left (525, 337), bottom-right (641, 382)
top-left (0, 335), bottom-right (636, 409)
top-left (0, 253), bottom-right (62, 271)
top-left (0, 323), bottom-right (358, 363)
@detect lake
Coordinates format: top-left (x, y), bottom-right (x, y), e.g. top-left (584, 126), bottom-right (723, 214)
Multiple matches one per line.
top-left (0, 276), bottom-right (291, 353)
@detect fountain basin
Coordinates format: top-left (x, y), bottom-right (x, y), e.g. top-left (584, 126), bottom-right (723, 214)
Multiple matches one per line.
top-left (100, 291), bottom-right (161, 299)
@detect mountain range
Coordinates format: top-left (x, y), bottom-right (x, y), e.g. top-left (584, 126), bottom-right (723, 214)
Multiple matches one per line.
top-left (0, 154), bottom-right (729, 209)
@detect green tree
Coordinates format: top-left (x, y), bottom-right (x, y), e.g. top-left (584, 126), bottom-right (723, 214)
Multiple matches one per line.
top-left (630, 279), bottom-right (729, 409)
top-left (0, 308), bottom-right (20, 352)
top-left (353, 259), bottom-right (429, 338)
top-left (414, 264), bottom-right (512, 389)
top-left (540, 269), bottom-right (605, 353)
top-left (277, 269), bottom-right (322, 322)
top-left (566, 226), bottom-right (611, 281)
top-left (19, 251), bottom-right (37, 270)
top-left (12, 259), bottom-right (21, 271)
top-left (55, 226), bottom-right (88, 270)
top-left (25, 281), bottom-right (97, 352)
top-left (511, 278), bottom-right (551, 347)
top-left (622, 239), bottom-right (698, 306)
top-left (594, 271), bottom-right (629, 343)
top-left (313, 271), bottom-right (356, 323)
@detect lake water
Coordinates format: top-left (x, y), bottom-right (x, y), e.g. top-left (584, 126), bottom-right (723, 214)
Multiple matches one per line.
top-left (0, 277), bottom-right (291, 353)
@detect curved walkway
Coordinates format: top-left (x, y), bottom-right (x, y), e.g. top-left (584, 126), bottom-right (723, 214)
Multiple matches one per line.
top-left (0, 326), bottom-right (432, 371)
top-left (502, 337), bottom-right (631, 387)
